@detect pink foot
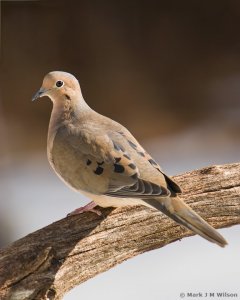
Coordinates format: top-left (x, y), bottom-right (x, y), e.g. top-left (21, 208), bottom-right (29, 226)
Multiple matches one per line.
top-left (67, 201), bottom-right (102, 216)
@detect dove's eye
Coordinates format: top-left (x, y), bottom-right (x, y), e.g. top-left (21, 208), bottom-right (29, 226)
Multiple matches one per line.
top-left (56, 80), bottom-right (64, 88)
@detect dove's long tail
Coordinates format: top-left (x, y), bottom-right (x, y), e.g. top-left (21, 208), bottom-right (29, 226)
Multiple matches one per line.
top-left (144, 196), bottom-right (227, 247)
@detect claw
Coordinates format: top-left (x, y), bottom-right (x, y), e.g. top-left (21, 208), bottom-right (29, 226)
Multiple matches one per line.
top-left (67, 201), bottom-right (102, 216)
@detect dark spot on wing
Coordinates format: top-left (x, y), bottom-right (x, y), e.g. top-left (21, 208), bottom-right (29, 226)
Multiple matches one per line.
top-left (128, 163), bottom-right (136, 170)
top-left (114, 164), bottom-right (125, 173)
top-left (128, 140), bottom-right (137, 149)
top-left (113, 141), bottom-right (125, 152)
top-left (94, 166), bottom-right (104, 175)
top-left (113, 141), bottom-right (121, 151)
top-left (148, 158), bottom-right (158, 166)
top-left (119, 144), bottom-right (125, 152)
top-left (137, 151), bottom-right (145, 157)
top-left (123, 154), bottom-right (131, 160)
top-left (114, 157), bottom-right (121, 163)
top-left (86, 159), bottom-right (92, 165)
top-left (97, 161), bottom-right (104, 165)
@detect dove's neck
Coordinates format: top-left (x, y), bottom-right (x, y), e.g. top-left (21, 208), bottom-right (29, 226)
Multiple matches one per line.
top-left (47, 95), bottom-right (92, 148)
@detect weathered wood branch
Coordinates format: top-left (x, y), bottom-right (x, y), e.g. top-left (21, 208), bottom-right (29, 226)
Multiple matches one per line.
top-left (0, 163), bottom-right (240, 300)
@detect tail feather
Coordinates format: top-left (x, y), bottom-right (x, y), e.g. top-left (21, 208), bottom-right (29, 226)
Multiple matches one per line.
top-left (143, 196), bottom-right (228, 247)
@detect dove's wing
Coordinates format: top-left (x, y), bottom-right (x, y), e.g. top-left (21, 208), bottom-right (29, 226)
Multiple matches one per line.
top-left (51, 124), bottom-right (173, 198)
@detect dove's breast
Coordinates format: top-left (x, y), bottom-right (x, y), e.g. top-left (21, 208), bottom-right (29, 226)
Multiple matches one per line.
top-left (48, 126), bottom-right (148, 208)
top-left (48, 126), bottom-right (110, 195)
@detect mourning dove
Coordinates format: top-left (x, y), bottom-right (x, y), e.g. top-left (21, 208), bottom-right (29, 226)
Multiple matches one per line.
top-left (32, 71), bottom-right (227, 247)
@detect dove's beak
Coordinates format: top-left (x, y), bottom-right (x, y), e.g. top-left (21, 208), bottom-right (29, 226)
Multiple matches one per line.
top-left (32, 87), bottom-right (47, 101)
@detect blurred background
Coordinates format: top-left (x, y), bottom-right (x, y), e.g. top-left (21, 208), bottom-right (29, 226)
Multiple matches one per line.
top-left (1, 0), bottom-right (240, 299)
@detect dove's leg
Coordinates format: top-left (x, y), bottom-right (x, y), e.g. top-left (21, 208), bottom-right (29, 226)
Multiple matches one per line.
top-left (67, 201), bottom-right (102, 216)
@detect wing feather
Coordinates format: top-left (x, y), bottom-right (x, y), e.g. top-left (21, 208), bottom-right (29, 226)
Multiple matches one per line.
top-left (66, 125), bottom-right (172, 198)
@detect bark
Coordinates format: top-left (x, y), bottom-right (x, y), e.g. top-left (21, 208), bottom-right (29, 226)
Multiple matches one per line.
top-left (0, 163), bottom-right (239, 300)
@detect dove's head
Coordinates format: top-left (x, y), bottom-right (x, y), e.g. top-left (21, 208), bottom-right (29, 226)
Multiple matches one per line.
top-left (32, 71), bottom-right (82, 103)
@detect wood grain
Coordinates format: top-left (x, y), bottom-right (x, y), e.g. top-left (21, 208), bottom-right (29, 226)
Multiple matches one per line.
top-left (0, 163), bottom-right (239, 300)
